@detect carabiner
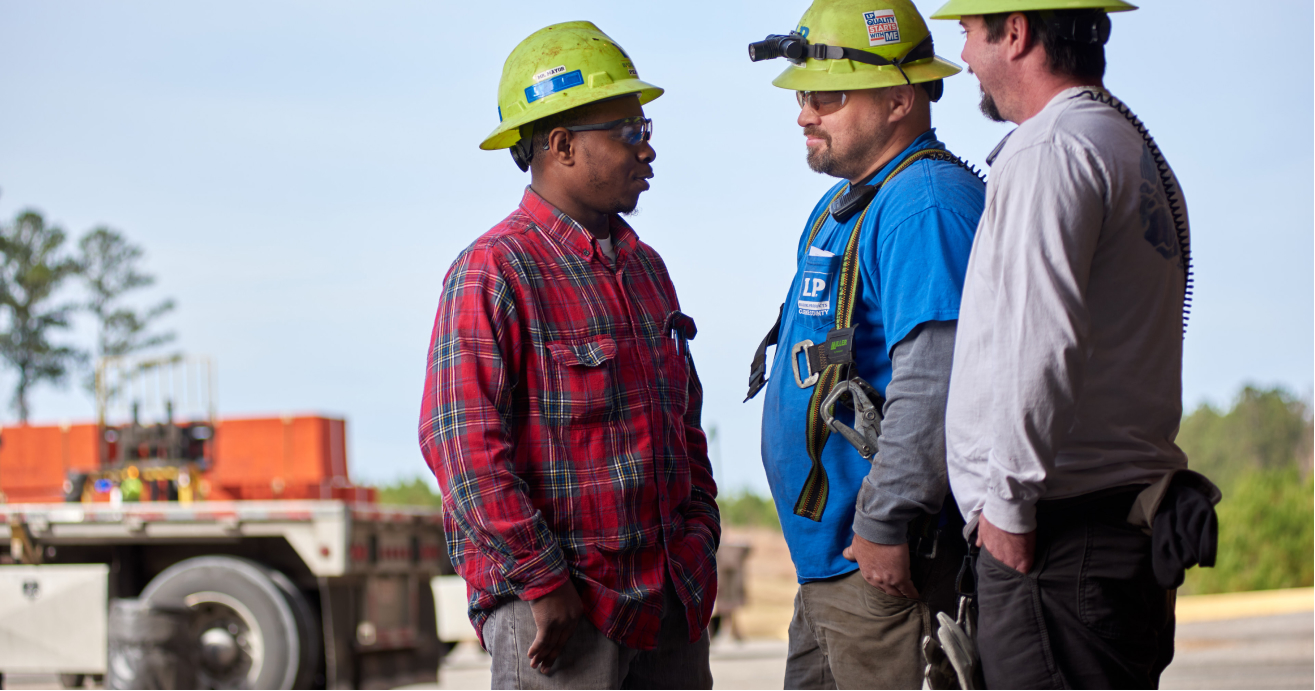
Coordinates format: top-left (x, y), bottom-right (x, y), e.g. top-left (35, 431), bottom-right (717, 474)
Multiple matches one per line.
top-left (820, 378), bottom-right (883, 458)
top-left (791, 339), bottom-right (819, 388)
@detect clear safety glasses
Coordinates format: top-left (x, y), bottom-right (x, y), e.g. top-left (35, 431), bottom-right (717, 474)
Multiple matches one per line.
top-left (562, 116), bottom-right (653, 146)
top-left (796, 91), bottom-right (849, 116)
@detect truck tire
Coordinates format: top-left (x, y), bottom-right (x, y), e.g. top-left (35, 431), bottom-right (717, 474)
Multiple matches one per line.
top-left (140, 556), bottom-right (318, 689)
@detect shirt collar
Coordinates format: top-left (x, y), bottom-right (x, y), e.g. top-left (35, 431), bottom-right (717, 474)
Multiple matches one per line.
top-left (518, 187), bottom-right (639, 262)
top-left (987, 86), bottom-right (1109, 166)
top-left (860, 128), bottom-right (946, 190)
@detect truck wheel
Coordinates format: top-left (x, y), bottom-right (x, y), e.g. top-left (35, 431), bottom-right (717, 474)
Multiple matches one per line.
top-left (57, 673), bottom-right (85, 688)
top-left (140, 556), bottom-right (318, 689)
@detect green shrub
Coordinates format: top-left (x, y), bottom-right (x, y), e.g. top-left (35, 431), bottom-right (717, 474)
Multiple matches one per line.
top-left (719, 489), bottom-right (781, 530)
top-left (1178, 386), bottom-right (1313, 488)
top-left (376, 476), bottom-right (443, 508)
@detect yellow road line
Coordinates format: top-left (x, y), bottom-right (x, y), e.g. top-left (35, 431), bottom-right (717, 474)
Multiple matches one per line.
top-left (1176, 587), bottom-right (1314, 622)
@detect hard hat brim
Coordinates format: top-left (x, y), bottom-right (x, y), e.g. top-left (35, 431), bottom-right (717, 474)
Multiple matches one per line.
top-left (480, 80), bottom-right (663, 151)
top-left (771, 56), bottom-right (962, 92)
top-left (929, 0), bottom-right (1137, 20)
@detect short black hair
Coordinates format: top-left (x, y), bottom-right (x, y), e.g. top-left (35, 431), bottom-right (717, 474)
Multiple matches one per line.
top-left (982, 10), bottom-right (1106, 80)
top-left (527, 105), bottom-right (591, 155)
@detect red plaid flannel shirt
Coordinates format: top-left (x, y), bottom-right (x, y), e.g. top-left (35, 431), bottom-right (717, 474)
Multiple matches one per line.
top-left (418, 188), bottom-right (719, 650)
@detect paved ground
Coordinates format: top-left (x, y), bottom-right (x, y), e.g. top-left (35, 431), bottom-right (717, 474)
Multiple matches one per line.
top-left (4, 610), bottom-right (1310, 689)
top-left (417, 611), bottom-right (1312, 690)
top-left (1161, 612), bottom-right (1313, 690)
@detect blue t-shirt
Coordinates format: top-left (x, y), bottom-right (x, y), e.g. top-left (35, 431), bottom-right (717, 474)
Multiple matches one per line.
top-left (760, 129), bottom-right (985, 582)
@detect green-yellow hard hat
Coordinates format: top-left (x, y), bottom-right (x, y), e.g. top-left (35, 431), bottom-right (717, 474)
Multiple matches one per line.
top-left (480, 21), bottom-right (663, 151)
top-left (769, 0), bottom-right (962, 92)
top-left (929, 0), bottom-right (1137, 20)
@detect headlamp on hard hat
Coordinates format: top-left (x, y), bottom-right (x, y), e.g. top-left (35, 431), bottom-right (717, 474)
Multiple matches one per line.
top-left (748, 33), bottom-right (811, 65)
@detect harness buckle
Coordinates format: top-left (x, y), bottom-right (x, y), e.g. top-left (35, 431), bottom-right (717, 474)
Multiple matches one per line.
top-left (791, 340), bottom-right (819, 388)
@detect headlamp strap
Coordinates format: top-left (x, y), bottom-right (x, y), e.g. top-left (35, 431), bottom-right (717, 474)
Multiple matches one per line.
top-left (804, 34), bottom-right (936, 85)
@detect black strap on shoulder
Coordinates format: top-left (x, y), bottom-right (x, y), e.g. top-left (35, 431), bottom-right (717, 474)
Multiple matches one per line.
top-left (744, 303), bottom-right (783, 402)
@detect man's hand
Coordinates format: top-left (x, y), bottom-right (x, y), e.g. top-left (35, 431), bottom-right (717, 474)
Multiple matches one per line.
top-left (977, 514), bottom-right (1036, 574)
top-left (526, 579), bottom-right (584, 675)
top-left (842, 533), bottom-right (920, 599)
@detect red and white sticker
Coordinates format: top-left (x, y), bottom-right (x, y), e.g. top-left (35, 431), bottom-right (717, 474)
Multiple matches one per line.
top-left (863, 9), bottom-right (901, 46)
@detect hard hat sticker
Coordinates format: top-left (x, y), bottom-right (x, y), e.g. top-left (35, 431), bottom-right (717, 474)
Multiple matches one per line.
top-left (525, 69), bottom-right (585, 103)
top-left (863, 9), bottom-right (901, 46)
top-left (533, 66), bottom-right (568, 83)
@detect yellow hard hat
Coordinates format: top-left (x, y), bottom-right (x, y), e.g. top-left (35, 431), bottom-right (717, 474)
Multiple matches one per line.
top-left (481, 21), bottom-right (663, 152)
top-left (749, 0), bottom-right (961, 93)
top-left (929, 0), bottom-right (1136, 20)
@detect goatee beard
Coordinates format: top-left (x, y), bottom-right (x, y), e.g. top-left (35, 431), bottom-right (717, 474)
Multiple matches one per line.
top-left (804, 128), bottom-right (856, 179)
top-left (979, 90), bottom-right (1006, 123)
top-left (807, 146), bottom-right (839, 177)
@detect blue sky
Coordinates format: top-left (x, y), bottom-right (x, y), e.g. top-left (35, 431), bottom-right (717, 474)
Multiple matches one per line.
top-left (0, 1), bottom-right (1311, 494)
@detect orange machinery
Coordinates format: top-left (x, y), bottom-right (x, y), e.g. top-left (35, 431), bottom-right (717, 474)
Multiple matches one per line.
top-left (0, 415), bottom-right (376, 504)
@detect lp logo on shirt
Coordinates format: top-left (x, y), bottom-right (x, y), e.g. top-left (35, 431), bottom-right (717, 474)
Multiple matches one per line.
top-left (798, 270), bottom-right (831, 317)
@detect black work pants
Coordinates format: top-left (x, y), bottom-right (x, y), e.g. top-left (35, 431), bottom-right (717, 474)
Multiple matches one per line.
top-left (975, 487), bottom-right (1176, 689)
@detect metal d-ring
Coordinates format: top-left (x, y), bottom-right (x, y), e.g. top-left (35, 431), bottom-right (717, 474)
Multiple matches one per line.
top-left (791, 340), bottom-right (819, 389)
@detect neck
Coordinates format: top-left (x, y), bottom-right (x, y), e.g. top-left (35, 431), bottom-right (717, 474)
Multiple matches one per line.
top-left (1011, 71), bottom-right (1104, 124)
top-left (529, 182), bottom-right (611, 238)
top-left (848, 126), bottom-right (929, 187)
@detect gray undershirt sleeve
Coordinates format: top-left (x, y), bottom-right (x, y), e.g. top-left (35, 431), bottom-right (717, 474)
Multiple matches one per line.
top-left (852, 320), bottom-right (957, 545)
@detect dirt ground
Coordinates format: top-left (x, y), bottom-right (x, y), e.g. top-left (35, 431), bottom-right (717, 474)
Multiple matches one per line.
top-left (720, 526), bottom-right (796, 641)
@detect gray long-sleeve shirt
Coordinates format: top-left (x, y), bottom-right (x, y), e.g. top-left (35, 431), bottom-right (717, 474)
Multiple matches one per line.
top-left (946, 87), bottom-right (1189, 534)
top-left (853, 320), bottom-right (958, 545)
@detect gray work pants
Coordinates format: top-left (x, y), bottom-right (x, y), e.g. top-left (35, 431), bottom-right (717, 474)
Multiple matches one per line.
top-left (976, 486), bottom-right (1176, 689)
top-left (482, 586), bottom-right (712, 690)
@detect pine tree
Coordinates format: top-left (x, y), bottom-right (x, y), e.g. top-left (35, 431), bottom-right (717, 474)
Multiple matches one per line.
top-left (0, 210), bottom-right (84, 422)
top-left (77, 227), bottom-right (175, 387)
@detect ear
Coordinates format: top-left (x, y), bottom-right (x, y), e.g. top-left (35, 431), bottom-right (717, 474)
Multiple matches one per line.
top-left (885, 84), bottom-right (917, 123)
top-left (1003, 12), bottom-right (1033, 62)
top-left (543, 128), bottom-right (578, 168)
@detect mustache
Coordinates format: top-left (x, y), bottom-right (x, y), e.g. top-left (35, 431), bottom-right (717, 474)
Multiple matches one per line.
top-left (803, 126), bottom-right (831, 144)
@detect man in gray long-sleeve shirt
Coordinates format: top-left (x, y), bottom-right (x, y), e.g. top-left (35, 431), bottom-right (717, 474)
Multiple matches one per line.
top-left (934, 2), bottom-right (1190, 687)
top-left (744, 1), bottom-right (986, 687)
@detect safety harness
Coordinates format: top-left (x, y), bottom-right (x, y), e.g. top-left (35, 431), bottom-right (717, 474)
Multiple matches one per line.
top-left (746, 147), bottom-right (983, 521)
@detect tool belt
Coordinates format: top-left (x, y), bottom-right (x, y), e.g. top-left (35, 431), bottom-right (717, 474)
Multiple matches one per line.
top-left (745, 148), bottom-right (980, 522)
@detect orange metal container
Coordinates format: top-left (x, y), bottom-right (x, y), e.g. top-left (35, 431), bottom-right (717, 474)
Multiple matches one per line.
top-left (0, 415), bottom-right (375, 504)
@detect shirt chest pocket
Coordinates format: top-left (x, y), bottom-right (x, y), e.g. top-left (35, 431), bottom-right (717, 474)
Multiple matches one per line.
top-left (797, 254), bottom-right (841, 332)
top-left (543, 336), bottom-right (620, 424)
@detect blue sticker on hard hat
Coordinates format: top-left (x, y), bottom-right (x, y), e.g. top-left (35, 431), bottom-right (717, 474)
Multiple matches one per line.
top-left (863, 9), bottom-right (901, 46)
top-left (525, 69), bottom-right (585, 103)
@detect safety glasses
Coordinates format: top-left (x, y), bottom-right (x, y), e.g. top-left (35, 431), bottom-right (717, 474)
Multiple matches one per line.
top-left (562, 116), bottom-right (653, 146)
top-left (796, 91), bottom-right (849, 116)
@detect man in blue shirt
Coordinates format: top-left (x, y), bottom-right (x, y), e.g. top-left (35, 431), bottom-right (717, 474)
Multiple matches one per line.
top-left (745, 0), bottom-right (985, 687)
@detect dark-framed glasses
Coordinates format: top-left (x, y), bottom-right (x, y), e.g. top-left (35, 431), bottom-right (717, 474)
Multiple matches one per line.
top-left (562, 116), bottom-right (653, 146)
top-left (796, 91), bottom-right (848, 115)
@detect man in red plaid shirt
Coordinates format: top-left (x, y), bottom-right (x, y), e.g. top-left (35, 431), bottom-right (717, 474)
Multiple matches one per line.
top-left (418, 22), bottom-right (719, 689)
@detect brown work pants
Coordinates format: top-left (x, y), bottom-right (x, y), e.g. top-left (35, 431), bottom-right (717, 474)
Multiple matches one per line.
top-left (784, 532), bottom-right (965, 690)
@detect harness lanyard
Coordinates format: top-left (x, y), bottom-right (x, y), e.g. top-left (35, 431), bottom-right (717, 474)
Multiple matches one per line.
top-left (795, 148), bottom-right (980, 522)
